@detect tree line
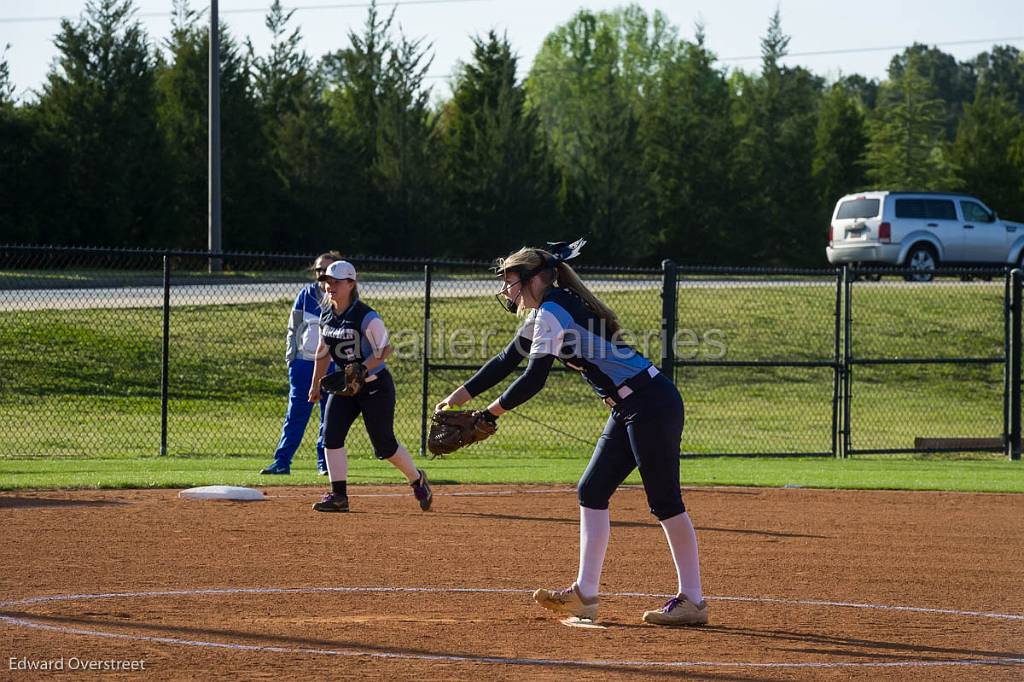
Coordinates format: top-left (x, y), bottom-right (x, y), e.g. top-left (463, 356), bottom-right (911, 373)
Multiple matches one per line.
top-left (2, 0), bottom-right (1024, 266)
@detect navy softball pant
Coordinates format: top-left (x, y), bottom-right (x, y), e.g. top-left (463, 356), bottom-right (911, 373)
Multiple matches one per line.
top-left (322, 368), bottom-right (400, 459)
top-left (577, 373), bottom-right (686, 520)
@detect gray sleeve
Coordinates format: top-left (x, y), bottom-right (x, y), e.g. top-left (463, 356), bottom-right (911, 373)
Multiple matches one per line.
top-left (285, 308), bottom-right (302, 362)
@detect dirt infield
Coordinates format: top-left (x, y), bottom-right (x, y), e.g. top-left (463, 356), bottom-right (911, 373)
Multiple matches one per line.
top-left (1, 484), bottom-right (1022, 680)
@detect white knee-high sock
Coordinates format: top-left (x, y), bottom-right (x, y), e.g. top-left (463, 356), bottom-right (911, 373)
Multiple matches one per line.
top-left (575, 506), bottom-right (610, 600)
top-left (386, 445), bottom-right (420, 483)
top-left (325, 447), bottom-right (348, 482)
top-left (659, 512), bottom-right (703, 603)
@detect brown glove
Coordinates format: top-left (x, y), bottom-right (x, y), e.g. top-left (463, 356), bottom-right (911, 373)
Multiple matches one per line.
top-left (427, 409), bottom-right (498, 457)
top-left (320, 363), bottom-right (368, 397)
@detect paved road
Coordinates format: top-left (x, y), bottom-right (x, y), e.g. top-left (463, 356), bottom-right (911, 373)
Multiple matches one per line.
top-left (0, 277), bottom-right (998, 311)
top-left (0, 278), bottom-right (663, 311)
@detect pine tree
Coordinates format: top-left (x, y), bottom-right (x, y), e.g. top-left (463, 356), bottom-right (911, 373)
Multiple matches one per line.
top-left (0, 44), bottom-right (14, 108)
top-left (734, 10), bottom-right (823, 264)
top-left (813, 83), bottom-right (868, 215)
top-left (252, 0), bottom-right (338, 251)
top-left (865, 53), bottom-right (954, 190)
top-left (439, 31), bottom-right (556, 258)
top-left (37, 0), bottom-right (170, 245)
top-left (155, 0), bottom-right (269, 249)
top-left (950, 93), bottom-right (1024, 218)
top-left (0, 45), bottom-right (47, 243)
top-left (641, 26), bottom-right (736, 264)
top-left (324, 1), bottom-right (440, 255)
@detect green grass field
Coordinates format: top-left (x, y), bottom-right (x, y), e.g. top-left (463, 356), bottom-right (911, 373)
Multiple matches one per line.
top-left (1, 275), bottom-right (1020, 492)
top-left (1, 453), bottom-right (1021, 493)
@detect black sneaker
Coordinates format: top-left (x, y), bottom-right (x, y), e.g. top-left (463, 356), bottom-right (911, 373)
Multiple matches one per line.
top-left (411, 469), bottom-right (432, 511)
top-left (312, 492), bottom-right (349, 512)
top-left (259, 462), bottom-right (291, 475)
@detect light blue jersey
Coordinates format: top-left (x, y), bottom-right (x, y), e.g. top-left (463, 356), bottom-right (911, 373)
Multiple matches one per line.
top-left (522, 288), bottom-right (652, 399)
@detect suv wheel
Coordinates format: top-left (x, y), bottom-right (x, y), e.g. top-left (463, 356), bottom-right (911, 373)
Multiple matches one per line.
top-left (904, 245), bottom-right (938, 282)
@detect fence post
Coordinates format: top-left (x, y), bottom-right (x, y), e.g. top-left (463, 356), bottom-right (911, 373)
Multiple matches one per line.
top-left (1010, 268), bottom-right (1022, 460)
top-left (660, 259), bottom-right (678, 379)
top-left (420, 263), bottom-right (433, 457)
top-left (842, 266), bottom-right (853, 458)
top-left (832, 267), bottom-right (843, 458)
top-left (160, 253), bottom-right (171, 456)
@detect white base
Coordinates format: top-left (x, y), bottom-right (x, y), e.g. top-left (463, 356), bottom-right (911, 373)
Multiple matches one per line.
top-left (178, 485), bottom-right (265, 501)
top-left (560, 617), bottom-right (606, 629)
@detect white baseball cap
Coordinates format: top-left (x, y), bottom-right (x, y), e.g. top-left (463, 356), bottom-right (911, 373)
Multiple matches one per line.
top-left (317, 260), bottom-right (357, 282)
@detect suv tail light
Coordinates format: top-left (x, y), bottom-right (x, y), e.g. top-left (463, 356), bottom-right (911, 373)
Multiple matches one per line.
top-left (827, 224), bottom-right (834, 243)
top-left (878, 222), bottom-right (891, 243)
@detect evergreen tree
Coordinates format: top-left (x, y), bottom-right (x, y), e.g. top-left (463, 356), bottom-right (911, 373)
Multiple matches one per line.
top-left (734, 10), bottom-right (823, 264)
top-left (155, 0), bottom-right (269, 250)
top-left (865, 52), bottom-right (954, 190)
top-left (888, 44), bottom-right (975, 139)
top-left (950, 93), bottom-right (1024, 219)
top-left (323, 2), bottom-right (394, 250)
top-left (372, 33), bottom-right (441, 256)
top-left (813, 83), bottom-right (868, 215)
top-left (36, 0), bottom-right (170, 246)
top-left (0, 44), bottom-right (14, 107)
top-left (836, 73), bottom-right (879, 111)
top-left (439, 31), bottom-right (556, 258)
top-left (324, 1), bottom-right (440, 255)
top-left (641, 26), bottom-right (736, 264)
top-left (252, 0), bottom-right (339, 251)
top-left (0, 45), bottom-right (47, 243)
top-left (972, 45), bottom-right (1024, 113)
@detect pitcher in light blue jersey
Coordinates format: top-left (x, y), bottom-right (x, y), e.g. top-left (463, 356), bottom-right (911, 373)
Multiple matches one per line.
top-left (437, 240), bottom-right (708, 626)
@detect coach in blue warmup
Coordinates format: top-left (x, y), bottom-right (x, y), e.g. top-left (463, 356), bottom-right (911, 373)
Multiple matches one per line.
top-left (260, 251), bottom-right (340, 476)
top-left (436, 240), bottom-right (707, 626)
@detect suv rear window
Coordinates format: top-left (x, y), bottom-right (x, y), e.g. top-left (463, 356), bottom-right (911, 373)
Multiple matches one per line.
top-left (836, 198), bottom-right (880, 219)
top-left (894, 198), bottom-right (958, 220)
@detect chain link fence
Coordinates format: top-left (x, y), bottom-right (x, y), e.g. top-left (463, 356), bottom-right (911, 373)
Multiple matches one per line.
top-left (0, 246), bottom-right (1020, 462)
top-left (671, 268), bottom-right (842, 457)
top-left (843, 266), bottom-right (1009, 456)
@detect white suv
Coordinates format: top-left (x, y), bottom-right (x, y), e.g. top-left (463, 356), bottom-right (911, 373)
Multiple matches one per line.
top-left (825, 191), bottom-right (1024, 279)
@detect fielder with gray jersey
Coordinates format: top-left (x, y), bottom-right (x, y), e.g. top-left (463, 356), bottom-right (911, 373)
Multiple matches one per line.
top-left (437, 240), bottom-right (707, 626)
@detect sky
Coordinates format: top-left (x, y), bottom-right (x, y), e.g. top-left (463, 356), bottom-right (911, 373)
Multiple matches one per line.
top-left (2, 0), bottom-right (1023, 102)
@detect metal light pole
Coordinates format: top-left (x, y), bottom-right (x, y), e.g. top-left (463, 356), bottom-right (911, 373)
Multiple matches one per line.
top-left (208, 0), bottom-right (222, 272)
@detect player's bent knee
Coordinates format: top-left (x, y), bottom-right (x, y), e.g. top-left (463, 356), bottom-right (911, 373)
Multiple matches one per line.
top-left (650, 500), bottom-right (686, 521)
top-left (577, 481), bottom-right (611, 510)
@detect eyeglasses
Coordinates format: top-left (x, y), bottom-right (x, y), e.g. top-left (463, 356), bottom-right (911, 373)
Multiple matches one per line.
top-left (314, 268), bottom-right (327, 273)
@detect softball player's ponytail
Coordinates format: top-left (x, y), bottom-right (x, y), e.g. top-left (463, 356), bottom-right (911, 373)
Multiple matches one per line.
top-left (554, 262), bottom-right (621, 336)
top-left (496, 245), bottom-right (621, 335)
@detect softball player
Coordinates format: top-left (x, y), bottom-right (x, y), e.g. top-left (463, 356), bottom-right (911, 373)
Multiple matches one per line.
top-left (437, 242), bottom-right (706, 625)
top-left (309, 260), bottom-right (432, 513)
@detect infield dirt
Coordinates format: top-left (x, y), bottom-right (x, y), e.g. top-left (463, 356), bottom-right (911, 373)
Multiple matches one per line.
top-left (1, 484), bottom-right (1022, 680)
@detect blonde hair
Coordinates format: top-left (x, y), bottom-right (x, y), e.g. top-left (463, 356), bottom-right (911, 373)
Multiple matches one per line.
top-left (496, 247), bottom-right (621, 335)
